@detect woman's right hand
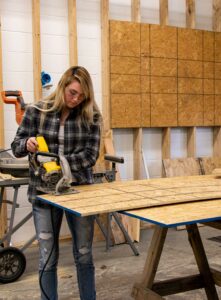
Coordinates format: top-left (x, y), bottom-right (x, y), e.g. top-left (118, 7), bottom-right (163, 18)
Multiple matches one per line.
top-left (26, 137), bottom-right (38, 153)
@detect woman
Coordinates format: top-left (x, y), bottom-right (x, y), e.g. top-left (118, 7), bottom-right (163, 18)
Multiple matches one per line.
top-left (11, 66), bottom-right (102, 300)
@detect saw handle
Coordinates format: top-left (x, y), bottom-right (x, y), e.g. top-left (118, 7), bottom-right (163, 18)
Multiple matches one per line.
top-left (1, 90), bottom-right (26, 125)
top-left (35, 151), bottom-right (60, 162)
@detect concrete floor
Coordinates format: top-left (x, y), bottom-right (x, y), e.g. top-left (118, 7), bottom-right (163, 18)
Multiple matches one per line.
top-left (1, 225), bottom-right (221, 300)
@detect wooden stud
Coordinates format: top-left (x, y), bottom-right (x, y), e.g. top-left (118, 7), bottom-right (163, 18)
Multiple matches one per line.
top-left (213, 0), bottom-right (221, 32)
top-left (213, 0), bottom-right (221, 156)
top-left (186, 0), bottom-right (196, 157)
top-left (160, 0), bottom-right (171, 162)
top-left (101, 0), bottom-right (110, 134)
top-left (186, 0), bottom-right (196, 29)
top-left (131, 0), bottom-right (141, 23)
top-left (0, 18), bottom-right (7, 240)
top-left (160, 0), bottom-right (168, 26)
top-left (68, 0), bottom-right (78, 66)
top-left (32, 0), bottom-right (42, 102)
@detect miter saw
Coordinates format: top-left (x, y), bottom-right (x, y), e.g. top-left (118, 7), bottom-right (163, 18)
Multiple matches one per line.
top-left (30, 136), bottom-right (76, 195)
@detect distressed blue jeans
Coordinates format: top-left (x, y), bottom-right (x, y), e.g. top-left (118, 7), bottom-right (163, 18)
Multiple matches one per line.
top-left (32, 201), bottom-right (96, 300)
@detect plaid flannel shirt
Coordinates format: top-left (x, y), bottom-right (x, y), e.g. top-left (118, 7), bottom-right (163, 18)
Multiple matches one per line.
top-left (11, 101), bottom-right (101, 203)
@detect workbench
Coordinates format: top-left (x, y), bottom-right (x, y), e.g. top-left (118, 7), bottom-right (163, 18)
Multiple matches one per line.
top-left (37, 175), bottom-right (221, 299)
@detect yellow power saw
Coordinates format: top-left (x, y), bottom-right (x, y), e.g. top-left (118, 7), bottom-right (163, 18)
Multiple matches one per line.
top-left (29, 136), bottom-right (76, 195)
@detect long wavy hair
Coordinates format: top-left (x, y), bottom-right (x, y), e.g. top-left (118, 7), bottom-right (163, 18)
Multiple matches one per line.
top-left (34, 66), bottom-right (102, 127)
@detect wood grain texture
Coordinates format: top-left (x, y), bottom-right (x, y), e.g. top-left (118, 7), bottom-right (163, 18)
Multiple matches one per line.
top-left (178, 94), bottom-right (203, 126)
top-left (37, 175), bottom-right (221, 221)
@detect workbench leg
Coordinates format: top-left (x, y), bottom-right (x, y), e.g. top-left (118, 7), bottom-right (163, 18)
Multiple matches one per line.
top-left (186, 224), bottom-right (219, 300)
top-left (132, 226), bottom-right (167, 300)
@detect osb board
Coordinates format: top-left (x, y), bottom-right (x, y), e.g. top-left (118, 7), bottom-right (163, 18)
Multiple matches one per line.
top-left (150, 24), bottom-right (177, 58)
top-left (109, 21), bottom-right (140, 57)
top-left (178, 94), bottom-right (203, 126)
top-left (200, 157), bottom-right (221, 175)
top-left (178, 60), bottom-right (202, 78)
top-left (178, 28), bottom-right (202, 60)
top-left (37, 175), bottom-right (221, 217)
top-left (215, 95), bottom-right (221, 125)
top-left (111, 93), bottom-right (141, 127)
top-left (151, 94), bottom-right (177, 127)
top-left (203, 95), bottom-right (214, 126)
top-left (151, 58), bottom-right (177, 77)
top-left (109, 21), bottom-right (221, 128)
top-left (162, 157), bottom-right (201, 177)
top-left (123, 199), bottom-right (221, 227)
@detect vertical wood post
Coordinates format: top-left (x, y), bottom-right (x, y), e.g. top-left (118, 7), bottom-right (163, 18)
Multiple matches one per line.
top-left (213, 0), bottom-right (221, 157)
top-left (0, 18), bottom-right (7, 239)
top-left (186, 0), bottom-right (196, 157)
top-left (68, 0), bottom-right (78, 66)
top-left (131, 0), bottom-right (142, 181)
top-left (160, 0), bottom-right (171, 163)
top-left (101, 0), bottom-right (110, 134)
top-left (32, 0), bottom-right (42, 102)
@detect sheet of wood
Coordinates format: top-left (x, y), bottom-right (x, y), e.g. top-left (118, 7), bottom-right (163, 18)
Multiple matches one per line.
top-left (37, 175), bottom-right (221, 219)
top-left (123, 199), bottom-right (221, 227)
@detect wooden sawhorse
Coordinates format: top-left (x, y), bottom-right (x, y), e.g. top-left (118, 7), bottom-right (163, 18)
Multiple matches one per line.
top-left (132, 223), bottom-right (221, 300)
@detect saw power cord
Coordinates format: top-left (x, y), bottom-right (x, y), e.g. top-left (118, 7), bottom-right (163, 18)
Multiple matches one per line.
top-left (39, 206), bottom-right (56, 300)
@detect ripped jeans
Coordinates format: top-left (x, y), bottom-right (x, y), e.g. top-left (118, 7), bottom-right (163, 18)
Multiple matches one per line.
top-left (32, 201), bottom-right (96, 300)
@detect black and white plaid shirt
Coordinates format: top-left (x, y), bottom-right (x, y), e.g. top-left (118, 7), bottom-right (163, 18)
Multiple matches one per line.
top-left (11, 101), bottom-right (101, 202)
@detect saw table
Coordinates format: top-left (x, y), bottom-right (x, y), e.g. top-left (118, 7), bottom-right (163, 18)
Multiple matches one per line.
top-left (37, 175), bottom-right (221, 299)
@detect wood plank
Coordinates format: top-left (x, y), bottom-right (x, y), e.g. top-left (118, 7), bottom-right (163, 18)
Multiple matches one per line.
top-left (37, 176), bottom-right (221, 224)
top-left (32, 0), bottom-right (42, 102)
top-left (131, 0), bottom-right (140, 23)
top-left (186, 1), bottom-right (196, 157)
top-left (160, 0), bottom-right (168, 26)
top-left (213, 1), bottom-right (221, 155)
top-left (132, 227), bottom-right (167, 300)
top-left (213, 0), bottom-right (221, 32)
top-left (186, 224), bottom-right (219, 299)
top-left (160, 1), bottom-right (171, 171)
top-left (68, 0), bottom-right (78, 66)
top-left (0, 18), bottom-right (7, 240)
top-left (101, 0), bottom-right (110, 133)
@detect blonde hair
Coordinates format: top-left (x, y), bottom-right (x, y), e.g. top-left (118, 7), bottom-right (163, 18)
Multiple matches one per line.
top-left (34, 66), bottom-right (101, 127)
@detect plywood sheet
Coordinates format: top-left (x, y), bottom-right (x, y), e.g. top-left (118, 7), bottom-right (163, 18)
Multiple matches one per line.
top-left (151, 58), bottom-right (177, 77)
top-left (178, 60), bottom-right (202, 78)
top-left (109, 21), bottom-right (221, 129)
top-left (111, 74), bottom-right (140, 94)
top-left (141, 76), bottom-right (150, 93)
top-left (110, 56), bottom-right (140, 75)
top-left (37, 175), bottom-right (221, 219)
top-left (109, 20), bottom-right (140, 57)
top-left (204, 62), bottom-right (214, 79)
top-left (141, 57), bottom-right (150, 75)
top-left (178, 28), bottom-right (202, 60)
top-left (151, 94), bottom-right (177, 127)
top-left (200, 157), bottom-right (221, 175)
top-left (141, 23), bottom-right (150, 57)
top-left (123, 199), bottom-right (221, 227)
top-left (150, 24), bottom-right (177, 58)
top-left (111, 94), bottom-right (141, 128)
top-left (215, 95), bottom-right (221, 125)
top-left (151, 76), bottom-right (177, 93)
top-left (163, 157), bottom-right (201, 177)
top-left (204, 79), bottom-right (214, 95)
top-left (215, 32), bottom-right (221, 62)
top-left (178, 94), bottom-right (203, 126)
top-left (178, 78), bottom-right (203, 94)
top-left (215, 62), bottom-right (221, 79)
top-left (204, 95), bottom-right (215, 126)
top-left (215, 79), bottom-right (221, 94)
top-left (203, 31), bottom-right (215, 61)
top-left (141, 93), bottom-right (151, 127)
